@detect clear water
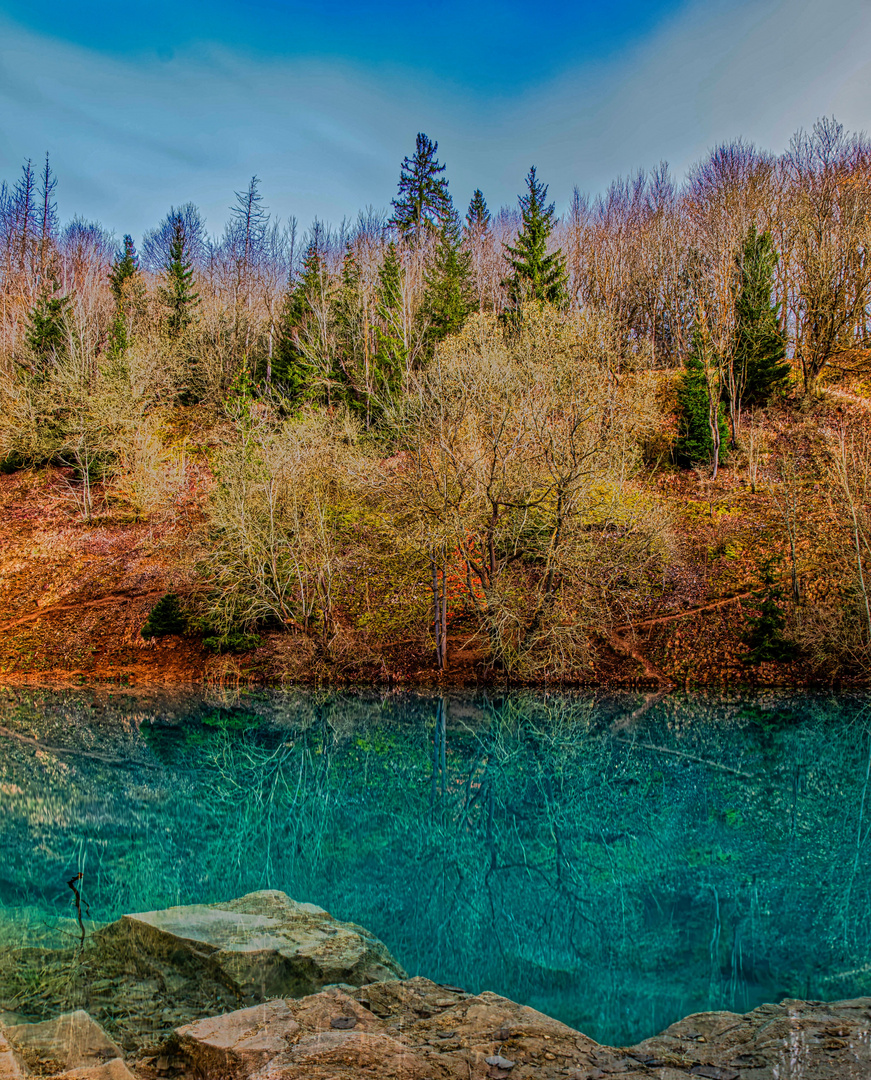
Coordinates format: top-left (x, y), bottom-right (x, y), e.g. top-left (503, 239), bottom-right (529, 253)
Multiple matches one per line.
top-left (2, 685), bottom-right (871, 1047)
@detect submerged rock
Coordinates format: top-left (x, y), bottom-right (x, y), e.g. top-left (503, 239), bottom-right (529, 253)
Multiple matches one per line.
top-left (93, 890), bottom-right (405, 1003)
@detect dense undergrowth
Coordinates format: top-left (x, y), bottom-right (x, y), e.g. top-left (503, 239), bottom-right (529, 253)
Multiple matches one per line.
top-left (4, 120), bottom-right (871, 683)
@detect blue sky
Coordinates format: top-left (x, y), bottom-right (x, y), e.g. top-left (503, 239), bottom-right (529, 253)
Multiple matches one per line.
top-left (1, 0), bottom-right (869, 243)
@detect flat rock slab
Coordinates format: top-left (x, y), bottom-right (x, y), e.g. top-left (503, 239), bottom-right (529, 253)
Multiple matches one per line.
top-left (94, 890), bottom-right (404, 1002)
top-left (4, 1011), bottom-right (123, 1073)
top-left (167, 978), bottom-right (871, 1080)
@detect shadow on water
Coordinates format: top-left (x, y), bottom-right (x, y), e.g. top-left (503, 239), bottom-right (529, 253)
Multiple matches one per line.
top-left (1, 684), bottom-right (871, 1047)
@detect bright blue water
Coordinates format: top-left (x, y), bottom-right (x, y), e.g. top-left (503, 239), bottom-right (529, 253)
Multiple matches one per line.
top-left (2, 686), bottom-right (871, 1046)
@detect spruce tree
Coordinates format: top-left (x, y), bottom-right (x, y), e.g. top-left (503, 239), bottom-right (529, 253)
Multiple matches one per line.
top-left (734, 228), bottom-right (790, 408)
top-left (503, 167), bottom-right (567, 308)
top-left (389, 133), bottom-right (453, 246)
top-left (107, 235), bottom-right (140, 359)
top-left (109, 235), bottom-right (140, 304)
top-left (26, 284), bottom-right (69, 368)
top-left (159, 216), bottom-right (199, 338)
top-left (674, 328), bottom-right (729, 467)
top-left (465, 189), bottom-right (491, 235)
top-left (271, 237), bottom-right (330, 403)
top-left (419, 209), bottom-right (475, 349)
top-left (374, 241), bottom-right (407, 390)
top-left (743, 559), bottom-right (796, 663)
top-left (332, 248), bottom-right (369, 413)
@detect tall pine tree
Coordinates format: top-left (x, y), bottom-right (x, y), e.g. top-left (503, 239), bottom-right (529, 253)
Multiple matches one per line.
top-left (271, 233), bottom-right (333, 404)
top-left (106, 235), bottom-right (140, 360)
top-left (374, 241), bottom-right (408, 390)
top-left (503, 167), bottom-right (567, 309)
top-left (25, 283), bottom-right (69, 369)
top-left (389, 134), bottom-right (453, 246)
top-left (734, 227), bottom-right (790, 409)
top-left (419, 208), bottom-right (475, 350)
top-left (675, 328), bottom-right (729, 468)
top-left (159, 216), bottom-right (199, 339)
top-left (465, 189), bottom-right (491, 236)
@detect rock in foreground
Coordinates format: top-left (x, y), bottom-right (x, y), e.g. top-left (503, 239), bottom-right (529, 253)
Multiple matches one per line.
top-left (167, 978), bottom-right (871, 1080)
top-left (2, 1010), bottom-right (134, 1078)
top-left (93, 890), bottom-right (405, 1003)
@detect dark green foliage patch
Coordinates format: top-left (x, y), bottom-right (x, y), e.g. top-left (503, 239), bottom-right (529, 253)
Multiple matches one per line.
top-left (141, 593), bottom-right (187, 638)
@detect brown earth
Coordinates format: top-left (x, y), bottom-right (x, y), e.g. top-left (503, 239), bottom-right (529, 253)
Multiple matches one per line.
top-left (0, 396), bottom-right (857, 689)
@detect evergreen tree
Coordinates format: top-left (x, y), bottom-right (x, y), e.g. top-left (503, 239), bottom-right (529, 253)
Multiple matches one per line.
top-left (159, 216), bottom-right (199, 338)
top-left (674, 328), bottom-right (729, 467)
top-left (743, 559), bottom-right (796, 663)
top-left (465, 189), bottom-right (491, 235)
top-left (734, 228), bottom-right (790, 408)
top-left (419, 209), bottom-right (475, 349)
top-left (25, 283), bottom-right (69, 368)
top-left (503, 167), bottom-right (567, 308)
top-left (332, 249), bottom-right (367, 410)
top-left (271, 236), bottom-right (331, 403)
top-left (389, 133), bottom-right (453, 246)
top-left (106, 236), bottom-right (140, 360)
top-left (374, 241), bottom-right (408, 389)
top-left (109, 235), bottom-right (140, 304)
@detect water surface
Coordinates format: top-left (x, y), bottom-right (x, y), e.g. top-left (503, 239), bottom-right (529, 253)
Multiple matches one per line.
top-left (1, 686), bottom-right (870, 1046)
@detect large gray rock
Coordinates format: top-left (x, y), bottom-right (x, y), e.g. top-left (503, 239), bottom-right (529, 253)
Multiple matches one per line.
top-left (3, 1011), bottom-right (122, 1073)
top-left (94, 890), bottom-right (405, 1002)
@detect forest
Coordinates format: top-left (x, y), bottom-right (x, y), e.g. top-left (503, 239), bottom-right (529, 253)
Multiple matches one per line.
top-left (3, 117), bottom-right (871, 684)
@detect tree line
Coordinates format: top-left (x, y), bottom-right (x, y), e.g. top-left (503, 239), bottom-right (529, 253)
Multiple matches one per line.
top-left (4, 118), bottom-right (868, 424)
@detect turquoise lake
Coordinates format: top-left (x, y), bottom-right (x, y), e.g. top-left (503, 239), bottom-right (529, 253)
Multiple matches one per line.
top-left (1, 686), bottom-right (871, 1047)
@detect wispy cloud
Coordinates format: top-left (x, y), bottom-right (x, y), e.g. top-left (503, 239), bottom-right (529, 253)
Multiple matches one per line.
top-left (1, 0), bottom-right (869, 243)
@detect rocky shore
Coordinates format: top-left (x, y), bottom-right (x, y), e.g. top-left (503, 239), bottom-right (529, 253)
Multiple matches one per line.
top-left (1, 892), bottom-right (868, 1080)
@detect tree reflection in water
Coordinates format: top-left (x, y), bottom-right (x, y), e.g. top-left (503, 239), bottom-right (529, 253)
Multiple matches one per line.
top-left (0, 687), bottom-right (870, 1045)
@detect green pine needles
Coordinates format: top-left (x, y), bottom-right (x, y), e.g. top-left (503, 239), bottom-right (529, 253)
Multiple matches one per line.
top-left (465, 189), bottom-right (491, 234)
top-left (419, 209), bottom-right (475, 350)
top-left (271, 238), bottom-right (328, 402)
top-left (743, 560), bottom-right (797, 664)
top-left (734, 228), bottom-right (790, 408)
top-left (106, 235), bottom-right (140, 360)
top-left (25, 285), bottom-right (69, 367)
top-left (390, 133), bottom-right (453, 246)
top-left (159, 216), bottom-right (200, 339)
top-left (504, 167), bottom-right (567, 309)
top-left (141, 593), bottom-right (187, 638)
top-left (674, 329), bottom-right (729, 468)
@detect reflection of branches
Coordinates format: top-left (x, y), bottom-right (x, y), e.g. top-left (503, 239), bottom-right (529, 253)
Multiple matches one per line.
top-left (67, 873), bottom-right (88, 949)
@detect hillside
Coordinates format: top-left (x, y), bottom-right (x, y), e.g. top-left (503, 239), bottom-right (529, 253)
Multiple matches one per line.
top-left (2, 373), bottom-right (868, 689)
